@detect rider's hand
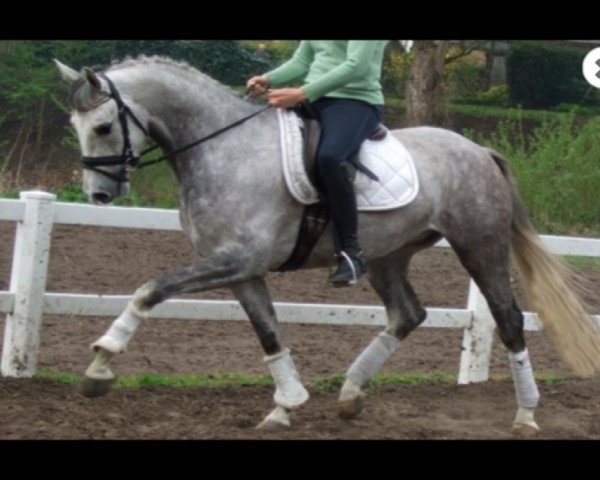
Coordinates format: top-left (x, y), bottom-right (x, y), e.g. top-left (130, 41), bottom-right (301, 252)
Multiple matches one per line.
top-left (266, 88), bottom-right (308, 108)
top-left (246, 75), bottom-right (270, 97)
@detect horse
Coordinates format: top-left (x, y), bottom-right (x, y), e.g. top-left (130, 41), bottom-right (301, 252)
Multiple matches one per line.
top-left (54, 56), bottom-right (600, 437)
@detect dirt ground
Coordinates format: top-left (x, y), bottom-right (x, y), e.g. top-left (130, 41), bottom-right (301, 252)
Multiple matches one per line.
top-left (1, 221), bottom-right (600, 440)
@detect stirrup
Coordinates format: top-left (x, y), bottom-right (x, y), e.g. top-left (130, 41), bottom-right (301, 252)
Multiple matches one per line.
top-left (328, 251), bottom-right (366, 286)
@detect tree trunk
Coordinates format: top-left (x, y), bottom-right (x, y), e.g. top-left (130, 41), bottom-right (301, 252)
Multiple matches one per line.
top-left (405, 40), bottom-right (450, 127)
top-left (35, 98), bottom-right (46, 162)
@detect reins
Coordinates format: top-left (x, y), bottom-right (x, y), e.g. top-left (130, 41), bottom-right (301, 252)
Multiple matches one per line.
top-left (136, 105), bottom-right (269, 170)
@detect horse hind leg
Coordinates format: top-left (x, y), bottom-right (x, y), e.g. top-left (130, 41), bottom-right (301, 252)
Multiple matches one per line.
top-left (448, 236), bottom-right (540, 438)
top-left (339, 251), bottom-right (427, 418)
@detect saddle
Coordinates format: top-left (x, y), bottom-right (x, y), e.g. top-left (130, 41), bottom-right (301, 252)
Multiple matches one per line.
top-left (277, 103), bottom-right (388, 272)
top-left (295, 102), bottom-right (388, 188)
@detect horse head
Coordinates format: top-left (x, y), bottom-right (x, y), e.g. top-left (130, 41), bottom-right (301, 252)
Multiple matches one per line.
top-left (55, 60), bottom-right (151, 204)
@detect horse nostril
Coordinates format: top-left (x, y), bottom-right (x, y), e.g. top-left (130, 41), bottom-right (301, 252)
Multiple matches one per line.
top-left (92, 192), bottom-right (112, 205)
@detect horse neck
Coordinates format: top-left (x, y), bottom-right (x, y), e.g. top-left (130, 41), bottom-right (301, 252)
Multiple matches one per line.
top-left (109, 64), bottom-right (256, 145)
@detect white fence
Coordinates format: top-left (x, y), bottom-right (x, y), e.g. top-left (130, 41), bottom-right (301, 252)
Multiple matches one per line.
top-left (2, 191), bottom-right (600, 381)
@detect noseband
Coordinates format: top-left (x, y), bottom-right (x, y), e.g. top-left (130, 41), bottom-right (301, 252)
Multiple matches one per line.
top-left (80, 74), bottom-right (149, 184)
top-left (79, 73), bottom-right (269, 185)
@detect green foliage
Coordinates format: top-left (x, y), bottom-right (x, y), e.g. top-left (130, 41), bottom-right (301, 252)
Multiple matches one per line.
top-left (0, 41), bottom-right (65, 119)
top-left (312, 374), bottom-right (346, 391)
top-left (446, 54), bottom-right (488, 100)
top-left (0, 40), bottom-right (268, 123)
top-left (550, 102), bottom-right (600, 115)
top-left (126, 161), bottom-right (179, 209)
top-left (115, 372), bottom-right (273, 389)
top-left (381, 46), bottom-right (413, 97)
top-left (451, 103), bottom-right (557, 121)
top-left (247, 40), bottom-right (299, 67)
top-left (462, 85), bottom-right (510, 107)
top-left (183, 40), bottom-right (271, 84)
top-left (464, 114), bottom-right (600, 236)
top-left (0, 40), bottom-right (270, 190)
top-left (0, 187), bottom-right (19, 198)
top-left (506, 42), bottom-right (590, 109)
top-left (369, 372), bottom-right (456, 388)
top-left (54, 184), bottom-right (87, 203)
top-left (387, 94), bottom-right (574, 121)
top-left (46, 40), bottom-right (270, 86)
top-left (37, 369), bottom-right (572, 392)
top-left (564, 256), bottom-right (600, 272)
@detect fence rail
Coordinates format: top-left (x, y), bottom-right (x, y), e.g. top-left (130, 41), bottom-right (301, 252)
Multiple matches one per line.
top-left (2, 191), bottom-right (600, 381)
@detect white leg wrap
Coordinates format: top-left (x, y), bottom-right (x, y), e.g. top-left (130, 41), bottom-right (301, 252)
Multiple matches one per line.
top-left (264, 348), bottom-right (309, 409)
top-left (509, 349), bottom-right (540, 409)
top-left (91, 304), bottom-right (146, 354)
top-left (346, 331), bottom-right (400, 387)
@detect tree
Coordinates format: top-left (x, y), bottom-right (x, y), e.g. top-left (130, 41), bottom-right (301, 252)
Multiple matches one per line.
top-left (404, 40), bottom-right (450, 127)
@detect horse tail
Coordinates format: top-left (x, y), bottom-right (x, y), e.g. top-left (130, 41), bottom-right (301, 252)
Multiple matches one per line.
top-left (487, 148), bottom-right (600, 377)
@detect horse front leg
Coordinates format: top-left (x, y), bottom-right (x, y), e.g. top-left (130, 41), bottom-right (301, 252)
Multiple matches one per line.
top-left (81, 248), bottom-right (260, 397)
top-left (231, 278), bottom-right (309, 431)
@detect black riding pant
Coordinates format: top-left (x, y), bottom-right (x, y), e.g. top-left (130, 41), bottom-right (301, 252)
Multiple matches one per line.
top-left (311, 97), bottom-right (382, 254)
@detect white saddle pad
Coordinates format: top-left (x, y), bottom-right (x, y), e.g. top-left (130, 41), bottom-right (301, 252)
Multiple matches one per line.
top-left (277, 109), bottom-right (419, 212)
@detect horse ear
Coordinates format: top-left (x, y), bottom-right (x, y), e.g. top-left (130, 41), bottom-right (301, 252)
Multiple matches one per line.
top-left (83, 67), bottom-right (103, 91)
top-left (53, 59), bottom-right (79, 84)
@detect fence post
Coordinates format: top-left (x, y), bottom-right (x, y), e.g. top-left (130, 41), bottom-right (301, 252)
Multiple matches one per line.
top-left (457, 279), bottom-right (496, 384)
top-left (1, 191), bottom-right (56, 377)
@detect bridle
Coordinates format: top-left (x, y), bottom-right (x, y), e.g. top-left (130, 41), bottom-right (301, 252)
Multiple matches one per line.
top-left (80, 73), bottom-right (269, 185)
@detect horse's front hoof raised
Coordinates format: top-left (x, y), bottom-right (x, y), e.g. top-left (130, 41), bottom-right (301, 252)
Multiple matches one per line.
top-left (339, 395), bottom-right (364, 419)
top-left (80, 376), bottom-right (116, 398)
top-left (511, 422), bottom-right (540, 439)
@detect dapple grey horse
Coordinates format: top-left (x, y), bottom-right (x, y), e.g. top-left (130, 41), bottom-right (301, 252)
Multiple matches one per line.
top-left (55, 56), bottom-right (600, 437)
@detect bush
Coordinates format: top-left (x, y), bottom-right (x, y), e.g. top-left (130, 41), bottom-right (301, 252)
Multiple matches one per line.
top-left (464, 114), bottom-right (600, 235)
top-left (506, 42), bottom-right (590, 109)
top-left (244, 40), bottom-right (299, 68)
top-left (460, 85), bottom-right (510, 107)
top-left (446, 53), bottom-right (488, 100)
top-left (36, 40), bottom-right (269, 86)
top-left (550, 102), bottom-right (600, 115)
top-left (381, 46), bottom-right (413, 97)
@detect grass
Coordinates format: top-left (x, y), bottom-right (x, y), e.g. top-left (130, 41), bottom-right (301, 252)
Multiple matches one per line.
top-left (36, 369), bottom-right (573, 391)
top-left (564, 256), bottom-right (600, 273)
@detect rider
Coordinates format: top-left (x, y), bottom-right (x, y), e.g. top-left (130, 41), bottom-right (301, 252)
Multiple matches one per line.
top-left (247, 40), bottom-right (388, 286)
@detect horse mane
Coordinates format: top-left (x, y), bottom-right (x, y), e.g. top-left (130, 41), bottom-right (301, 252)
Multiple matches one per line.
top-left (105, 55), bottom-right (240, 97)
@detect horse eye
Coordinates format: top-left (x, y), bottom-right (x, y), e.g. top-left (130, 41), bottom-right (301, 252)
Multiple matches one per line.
top-left (94, 123), bottom-right (113, 136)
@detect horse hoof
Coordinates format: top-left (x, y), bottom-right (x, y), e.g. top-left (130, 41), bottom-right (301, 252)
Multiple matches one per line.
top-left (80, 376), bottom-right (116, 398)
top-left (339, 396), bottom-right (364, 419)
top-left (255, 418), bottom-right (290, 432)
top-left (511, 422), bottom-right (540, 439)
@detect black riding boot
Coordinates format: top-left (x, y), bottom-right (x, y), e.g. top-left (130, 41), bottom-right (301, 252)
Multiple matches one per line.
top-left (326, 165), bottom-right (367, 287)
top-left (328, 242), bottom-right (367, 286)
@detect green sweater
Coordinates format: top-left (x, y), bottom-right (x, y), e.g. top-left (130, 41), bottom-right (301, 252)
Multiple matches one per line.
top-left (266, 40), bottom-right (387, 105)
